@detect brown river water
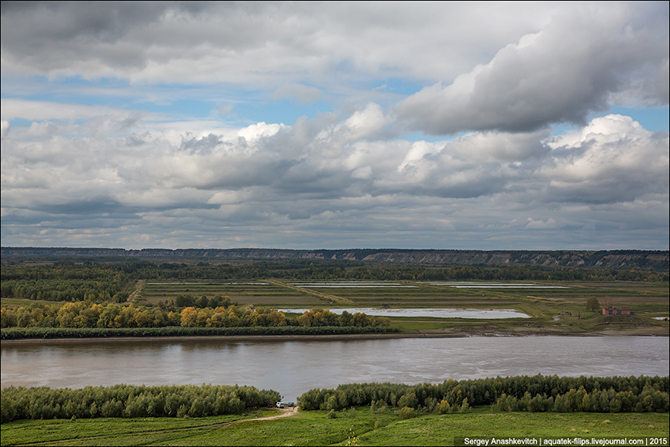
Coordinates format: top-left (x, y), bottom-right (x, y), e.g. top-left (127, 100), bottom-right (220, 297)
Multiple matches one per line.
top-left (2, 336), bottom-right (668, 401)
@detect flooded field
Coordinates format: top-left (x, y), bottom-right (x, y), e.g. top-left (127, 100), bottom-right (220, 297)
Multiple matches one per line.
top-left (424, 282), bottom-right (570, 289)
top-left (291, 282), bottom-right (416, 288)
top-left (278, 307), bottom-right (531, 319)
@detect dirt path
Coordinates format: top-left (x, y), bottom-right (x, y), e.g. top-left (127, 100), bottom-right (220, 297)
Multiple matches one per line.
top-left (257, 406), bottom-right (299, 421)
top-left (127, 280), bottom-right (145, 303)
top-left (202, 406), bottom-right (299, 428)
top-left (267, 279), bottom-right (354, 305)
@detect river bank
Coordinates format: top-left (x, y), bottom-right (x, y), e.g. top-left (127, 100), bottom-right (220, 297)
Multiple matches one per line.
top-left (2, 324), bottom-right (667, 345)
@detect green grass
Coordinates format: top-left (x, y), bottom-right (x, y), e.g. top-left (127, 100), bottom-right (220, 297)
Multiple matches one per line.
top-left (0, 414), bottom-right (248, 446)
top-left (2, 408), bottom-right (668, 446)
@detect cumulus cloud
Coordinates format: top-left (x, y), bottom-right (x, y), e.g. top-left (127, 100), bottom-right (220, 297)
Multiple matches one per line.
top-left (0, 3), bottom-right (563, 86)
top-left (395, 4), bottom-right (669, 134)
top-left (541, 115), bottom-right (669, 204)
top-left (2, 101), bottom-right (667, 248)
top-left (1, 3), bottom-right (668, 249)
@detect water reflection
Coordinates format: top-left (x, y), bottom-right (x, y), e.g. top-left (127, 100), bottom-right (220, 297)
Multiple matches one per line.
top-left (278, 308), bottom-right (531, 319)
top-left (423, 282), bottom-right (570, 289)
top-left (291, 282), bottom-right (416, 288)
top-left (2, 337), bottom-right (667, 402)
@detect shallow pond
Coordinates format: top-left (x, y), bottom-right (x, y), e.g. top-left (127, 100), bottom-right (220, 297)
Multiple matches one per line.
top-left (277, 307), bottom-right (531, 319)
top-left (423, 282), bottom-right (570, 289)
top-left (291, 282), bottom-right (416, 288)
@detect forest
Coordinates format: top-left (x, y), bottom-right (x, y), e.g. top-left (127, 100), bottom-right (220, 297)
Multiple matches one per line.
top-left (3, 375), bottom-right (667, 424)
top-left (1, 260), bottom-right (667, 305)
top-left (298, 375), bottom-right (669, 415)
top-left (1, 384), bottom-right (280, 423)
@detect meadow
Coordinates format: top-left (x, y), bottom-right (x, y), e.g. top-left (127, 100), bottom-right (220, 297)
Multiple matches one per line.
top-left (133, 278), bottom-right (670, 336)
top-left (1, 407), bottom-right (668, 446)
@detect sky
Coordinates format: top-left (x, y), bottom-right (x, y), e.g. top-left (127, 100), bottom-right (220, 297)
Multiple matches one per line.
top-left (1, 2), bottom-right (668, 251)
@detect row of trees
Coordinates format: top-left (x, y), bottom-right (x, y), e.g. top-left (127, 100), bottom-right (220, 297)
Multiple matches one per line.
top-left (493, 386), bottom-right (668, 413)
top-left (0, 301), bottom-right (389, 330)
top-left (1, 325), bottom-right (400, 340)
top-left (1, 384), bottom-right (280, 423)
top-left (298, 375), bottom-right (669, 412)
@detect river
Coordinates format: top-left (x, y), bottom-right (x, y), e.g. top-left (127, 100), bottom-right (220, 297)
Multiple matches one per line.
top-left (1, 336), bottom-right (668, 401)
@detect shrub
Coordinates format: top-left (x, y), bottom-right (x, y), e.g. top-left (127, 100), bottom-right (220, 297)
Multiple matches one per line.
top-left (437, 400), bottom-right (450, 414)
top-left (398, 406), bottom-right (414, 419)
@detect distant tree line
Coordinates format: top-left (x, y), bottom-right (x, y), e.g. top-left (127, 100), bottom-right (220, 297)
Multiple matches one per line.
top-left (1, 279), bottom-right (130, 303)
top-left (1, 384), bottom-right (280, 423)
top-left (2, 260), bottom-right (667, 307)
top-left (128, 261), bottom-right (669, 282)
top-left (298, 375), bottom-right (669, 414)
top-left (3, 248), bottom-right (667, 272)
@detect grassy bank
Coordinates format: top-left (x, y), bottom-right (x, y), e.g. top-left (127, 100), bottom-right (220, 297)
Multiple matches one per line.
top-left (0, 325), bottom-right (399, 341)
top-left (1, 408), bottom-right (668, 446)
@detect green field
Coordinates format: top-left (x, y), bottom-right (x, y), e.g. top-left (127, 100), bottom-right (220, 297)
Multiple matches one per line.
top-left (2, 408), bottom-right (668, 446)
top-left (126, 279), bottom-right (670, 336)
top-left (3, 278), bottom-right (668, 337)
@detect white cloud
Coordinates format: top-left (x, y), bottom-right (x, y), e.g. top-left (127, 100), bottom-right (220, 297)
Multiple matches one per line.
top-left (538, 115), bottom-right (669, 205)
top-left (0, 3), bottom-right (569, 86)
top-left (273, 84), bottom-right (322, 103)
top-left (525, 217), bottom-right (559, 229)
top-left (218, 104), bottom-right (234, 115)
top-left (395, 4), bottom-right (669, 134)
top-left (1, 3), bottom-right (668, 249)
top-left (0, 98), bottom-right (143, 121)
top-left (237, 122), bottom-right (286, 142)
top-left (0, 120), bottom-right (9, 139)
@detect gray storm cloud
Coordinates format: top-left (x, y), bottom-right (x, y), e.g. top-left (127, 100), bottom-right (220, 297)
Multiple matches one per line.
top-left (0, 2), bottom-right (563, 85)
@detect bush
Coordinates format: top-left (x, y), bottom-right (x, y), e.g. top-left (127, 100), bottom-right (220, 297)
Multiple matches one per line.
top-left (398, 406), bottom-right (414, 419)
top-left (437, 400), bottom-right (450, 414)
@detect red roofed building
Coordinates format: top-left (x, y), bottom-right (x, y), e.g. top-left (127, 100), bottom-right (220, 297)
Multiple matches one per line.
top-left (602, 308), bottom-right (632, 315)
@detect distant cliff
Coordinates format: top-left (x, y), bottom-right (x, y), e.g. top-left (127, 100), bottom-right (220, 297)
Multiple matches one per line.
top-left (1, 247), bottom-right (668, 271)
